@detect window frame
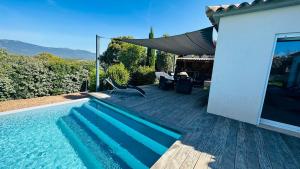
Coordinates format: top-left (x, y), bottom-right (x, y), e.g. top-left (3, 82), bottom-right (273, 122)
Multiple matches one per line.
top-left (258, 32), bottom-right (300, 134)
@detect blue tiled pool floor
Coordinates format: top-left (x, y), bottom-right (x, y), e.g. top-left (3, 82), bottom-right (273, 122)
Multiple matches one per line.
top-left (0, 100), bottom-right (87, 169)
top-left (0, 98), bottom-right (181, 169)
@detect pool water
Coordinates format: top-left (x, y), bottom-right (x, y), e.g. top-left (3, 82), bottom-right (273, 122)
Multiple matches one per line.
top-left (0, 100), bottom-right (87, 169)
top-left (0, 98), bottom-right (181, 169)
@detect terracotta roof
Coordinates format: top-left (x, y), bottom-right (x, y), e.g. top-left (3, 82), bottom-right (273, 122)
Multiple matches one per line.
top-left (206, 0), bottom-right (300, 29)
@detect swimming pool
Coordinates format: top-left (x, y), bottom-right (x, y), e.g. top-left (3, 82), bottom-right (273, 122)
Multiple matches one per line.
top-left (0, 98), bottom-right (181, 169)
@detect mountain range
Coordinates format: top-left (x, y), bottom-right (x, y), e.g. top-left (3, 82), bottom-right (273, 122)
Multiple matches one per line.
top-left (0, 39), bottom-right (95, 60)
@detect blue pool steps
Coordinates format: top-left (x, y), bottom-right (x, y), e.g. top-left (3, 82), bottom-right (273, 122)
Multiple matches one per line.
top-left (90, 99), bottom-right (181, 140)
top-left (88, 100), bottom-right (180, 146)
top-left (83, 103), bottom-right (168, 154)
top-left (72, 108), bottom-right (151, 169)
top-left (57, 114), bottom-right (130, 169)
top-left (57, 118), bottom-right (103, 169)
top-left (74, 107), bottom-right (159, 167)
top-left (57, 99), bottom-right (181, 169)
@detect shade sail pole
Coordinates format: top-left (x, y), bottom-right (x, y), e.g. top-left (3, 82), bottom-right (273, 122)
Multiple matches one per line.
top-left (96, 35), bottom-right (100, 92)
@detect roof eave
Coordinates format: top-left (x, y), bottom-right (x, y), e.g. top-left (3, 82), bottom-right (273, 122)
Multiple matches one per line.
top-left (206, 0), bottom-right (300, 30)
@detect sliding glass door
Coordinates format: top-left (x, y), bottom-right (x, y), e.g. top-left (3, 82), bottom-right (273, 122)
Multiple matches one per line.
top-left (261, 35), bottom-right (300, 127)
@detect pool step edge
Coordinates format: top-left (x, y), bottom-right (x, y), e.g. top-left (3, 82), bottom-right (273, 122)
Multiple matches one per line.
top-left (57, 118), bottom-right (103, 169)
top-left (83, 103), bottom-right (167, 155)
top-left (90, 98), bottom-right (181, 139)
top-left (71, 109), bottom-right (148, 169)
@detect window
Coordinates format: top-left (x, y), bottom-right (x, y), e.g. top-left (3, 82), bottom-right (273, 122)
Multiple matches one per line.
top-left (261, 35), bottom-right (300, 127)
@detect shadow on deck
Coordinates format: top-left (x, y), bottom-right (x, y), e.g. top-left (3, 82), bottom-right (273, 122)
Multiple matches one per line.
top-left (90, 85), bottom-right (300, 169)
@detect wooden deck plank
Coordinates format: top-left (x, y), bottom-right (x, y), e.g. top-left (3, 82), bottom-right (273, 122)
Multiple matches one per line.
top-left (180, 121), bottom-right (217, 169)
top-left (179, 114), bottom-right (219, 169)
top-left (192, 117), bottom-right (222, 169)
top-left (179, 148), bottom-right (200, 169)
top-left (165, 144), bottom-right (193, 169)
top-left (252, 128), bottom-right (272, 169)
top-left (213, 121), bottom-right (239, 169)
top-left (178, 113), bottom-right (216, 169)
top-left (273, 133), bottom-right (299, 169)
top-left (151, 141), bottom-right (183, 169)
top-left (204, 118), bottom-right (233, 169)
top-left (90, 85), bottom-right (300, 169)
top-left (244, 124), bottom-right (260, 169)
top-left (151, 94), bottom-right (195, 120)
top-left (235, 123), bottom-right (247, 169)
top-left (194, 117), bottom-right (231, 169)
top-left (260, 129), bottom-right (288, 169)
top-left (280, 134), bottom-right (300, 166)
top-left (159, 91), bottom-right (204, 122)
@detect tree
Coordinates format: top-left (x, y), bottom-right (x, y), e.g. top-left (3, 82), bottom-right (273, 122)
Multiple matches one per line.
top-left (156, 50), bottom-right (174, 72)
top-left (156, 34), bottom-right (174, 72)
top-left (101, 36), bottom-right (132, 65)
top-left (146, 27), bottom-right (156, 67)
top-left (119, 43), bottom-right (146, 71)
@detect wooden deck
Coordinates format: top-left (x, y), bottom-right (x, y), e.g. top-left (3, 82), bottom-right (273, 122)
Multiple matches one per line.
top-left (90, 85), bottom-right (300, 169)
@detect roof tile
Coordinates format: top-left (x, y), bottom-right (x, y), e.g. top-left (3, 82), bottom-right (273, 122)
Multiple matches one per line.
top-left (206, 0), bottom-right (300, 29)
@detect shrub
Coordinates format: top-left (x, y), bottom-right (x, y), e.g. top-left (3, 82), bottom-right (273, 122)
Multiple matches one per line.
top-left (0, 51), bottom-right (90, 101)
top-left (0, 74), bottom-right (15, 101)
top-left (156, 50), bottom-right (174, 72)
top-left (88, 68), bottom-right (109, 92)
top-left (130, 66), bottom-right (156, 86)
top-left (107, 63), bottom-right (130, 85)
top-left (37, 53), bottom-right (89, 95)
top-left (11, 57), bottom-right (51, 98)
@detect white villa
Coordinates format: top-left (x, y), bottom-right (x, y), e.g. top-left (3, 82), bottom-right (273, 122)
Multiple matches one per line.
top-left (206, 0), bottom-right (300, 134)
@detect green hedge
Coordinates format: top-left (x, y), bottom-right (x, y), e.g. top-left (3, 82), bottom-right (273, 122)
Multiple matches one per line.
top-left (0, 50), bottom-right (92, 101)
top-left (0, 48), bottom-right (158, 101)
top-left (130, 66), bottom-right (156, 86)
top-left (107, 63), bottom-right (130, 85)
top-left (0, 73), bottom-right (15, 101)
top-left (88, 68), bottom-right (112, 92)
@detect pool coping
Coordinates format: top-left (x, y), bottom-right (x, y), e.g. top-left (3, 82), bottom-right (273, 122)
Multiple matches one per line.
top-left (89, 93), bottom-right (186, 136)
top-left (0, 98), bottom-right (90, 116)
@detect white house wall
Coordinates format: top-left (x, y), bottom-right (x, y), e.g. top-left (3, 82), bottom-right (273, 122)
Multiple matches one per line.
top-left (207, 5), bottom-right (300, 125)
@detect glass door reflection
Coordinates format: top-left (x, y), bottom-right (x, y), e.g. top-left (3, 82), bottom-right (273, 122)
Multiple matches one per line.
top-left (261, 36), bottom-right (300, 127)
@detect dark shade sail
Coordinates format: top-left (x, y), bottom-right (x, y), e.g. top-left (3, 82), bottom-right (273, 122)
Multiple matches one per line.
top-left (120, 26), bottom-right (215, 55)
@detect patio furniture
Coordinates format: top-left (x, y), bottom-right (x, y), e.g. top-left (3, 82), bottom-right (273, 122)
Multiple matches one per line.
top-left (174, 71), bottom-right (188, 83)
top-left (177, 71), bottom-right (189, 78)
top-left (204, 80), bottom-right (211, 89)
top-left (159, 76), bottom-right (174, 90)
top-left (155, 72), bottom-right (174, 81)
top-left (105, 78), bottom-right (146, 97)
top-left (175, 77), bottom-right (193, 94)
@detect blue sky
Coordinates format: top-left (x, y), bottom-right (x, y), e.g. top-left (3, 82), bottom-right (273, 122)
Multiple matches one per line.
top-left (275, 41), bottom-right (300, 56)
top-left (0, 0), bottom-right (251, 53)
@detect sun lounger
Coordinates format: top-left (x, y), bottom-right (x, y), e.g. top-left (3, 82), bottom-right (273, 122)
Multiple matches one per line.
top-left (105, 78), bottom-right (146, 97)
